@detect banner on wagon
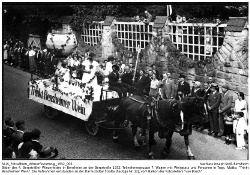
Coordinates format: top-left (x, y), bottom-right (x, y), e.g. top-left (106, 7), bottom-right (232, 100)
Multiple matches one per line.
top-left (28, 80), bottom-right (93, 121)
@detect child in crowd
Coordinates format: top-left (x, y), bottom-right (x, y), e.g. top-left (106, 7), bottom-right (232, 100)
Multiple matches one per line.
top-left (224, 109), bottom-right (234, 145)
top-left (233, 91), bottom-right (247, 150)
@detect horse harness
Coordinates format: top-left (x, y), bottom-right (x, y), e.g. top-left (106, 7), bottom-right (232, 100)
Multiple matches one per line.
top-left (128, 96), bottom-right (150, 114)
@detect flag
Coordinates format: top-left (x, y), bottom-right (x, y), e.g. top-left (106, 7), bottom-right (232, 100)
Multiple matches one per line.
top-left (167, 5), bottom-right (172, 17)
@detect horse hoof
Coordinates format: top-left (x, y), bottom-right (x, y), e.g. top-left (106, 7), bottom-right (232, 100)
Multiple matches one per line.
top-left (148, 155), bottom-right (155, 159)
top-left (188, 156), bottom-right (195, 160)
top-left (161, 151), bottom-right (167, 158)
top-left (113, 138), bottom-right (119, 143)
top-left (161, 149), bottom-right (170, 158)
top-left (134, 146), bottom-right (142, 151)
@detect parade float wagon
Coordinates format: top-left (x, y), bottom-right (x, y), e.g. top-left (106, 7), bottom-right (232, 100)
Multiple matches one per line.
top-left (28, 32), bottom-right (121, 136)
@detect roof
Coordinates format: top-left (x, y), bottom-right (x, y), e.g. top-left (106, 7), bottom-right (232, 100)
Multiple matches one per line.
top-left (103, 16), bottom-right (115, 26)
top-left (153, 16), bottom-right (168, 28)
top-left (59, 16), bottom-right (72, 24)
top-left (225, 17), bottom-right (247, 32)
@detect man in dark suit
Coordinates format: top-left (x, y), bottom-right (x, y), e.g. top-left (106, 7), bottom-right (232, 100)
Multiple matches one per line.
top-left (30, 129), bottom-right (43, 154)
top-left (145, 69), bottom-right (153, 96)
top-left (190, 81), bottom-right (196, 97)
top-left (207, 83), bottom-right (221, 137)
top-left (218, 84), bottom-right (233, 137)
top-left (19, 43), bottom-right (26, 70)
top-left (11, 120), bottom-right (25, 156)
top-left (191, 81), bottom-right (203, 97)
top-left (200, 82), bottom-right (211, 131)
top-left (108, 65), bottom-right (127, 99)
top-left (176, 74), bottom-right (190, 100)
top-left (202, 82), bottom-right (211, 101)
top-left (160, 73), bottom-right (175, 99)
top-left (207, 76), bottom-right (213, 88)
top-left (121, 65), bottom-right (134, 94)
top-left (135, 69), bottom-right (148, 96)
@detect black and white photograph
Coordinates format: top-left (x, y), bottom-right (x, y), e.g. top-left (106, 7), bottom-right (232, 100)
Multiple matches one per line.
top-left (2, 1), bottom-right (249, 168)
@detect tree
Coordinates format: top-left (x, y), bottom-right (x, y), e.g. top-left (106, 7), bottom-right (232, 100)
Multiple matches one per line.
top-left (2, 4), bottom-right (73, 41)
top-left (70, 5), bottom-right (147, 31)
top-left (3, 3), bottom-right (248, 41)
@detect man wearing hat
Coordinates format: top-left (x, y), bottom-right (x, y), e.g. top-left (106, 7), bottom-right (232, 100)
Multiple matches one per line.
top-left (218, 84), bottom-right (233, 137)
top-left (207, 83), bottom-right (221, 137)
top-left (176, 74), bottom-right (190, 100)
top-left (108, 64), bottom-right (127, 99)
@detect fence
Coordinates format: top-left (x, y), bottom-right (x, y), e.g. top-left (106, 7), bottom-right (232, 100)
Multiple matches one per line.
top-left (81, 21), bottom-right (227, 61)
top-left (168, 22), bottom-right (227, 61)
top-left (81, 22), bottom-right (104, 46)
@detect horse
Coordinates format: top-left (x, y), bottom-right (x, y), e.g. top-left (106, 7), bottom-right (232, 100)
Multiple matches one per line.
top-left (148, 96), bottom-right (207, 159)
top-left (112, 95), bottom-right (155, 151)
top-left (113, 95), bottom-right (206, 159)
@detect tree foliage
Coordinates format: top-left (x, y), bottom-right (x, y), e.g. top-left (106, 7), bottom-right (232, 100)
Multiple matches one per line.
top-left (70, 4), bottom-right (248, 30)
top-left (3, 4), bottom-right (73, 39)
top-left (2, 3), bottom-right (248, 39)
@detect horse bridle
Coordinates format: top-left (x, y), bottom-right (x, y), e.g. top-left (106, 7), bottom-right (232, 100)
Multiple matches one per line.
top-left (183, 112), bottom-right (201, 125)
top-left (182, 100), bottom-right (205, 125)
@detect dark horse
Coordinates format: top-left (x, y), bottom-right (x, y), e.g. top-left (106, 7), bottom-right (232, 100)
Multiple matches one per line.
top-left (150, 96), bottom-right (206, 159)
top-left (112, 95), bottom-right (154, 150)
top-left (113, 95), bottom-right (206, 159)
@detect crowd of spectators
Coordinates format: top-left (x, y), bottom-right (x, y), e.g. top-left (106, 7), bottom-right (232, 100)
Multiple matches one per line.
top-left (3, 117), bottom-right (58, 159)
top-left (3, 38), bottom-right (63, 76)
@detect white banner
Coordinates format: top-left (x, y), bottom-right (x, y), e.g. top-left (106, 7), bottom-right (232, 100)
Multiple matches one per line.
top-left (28, 79), bottom-right (94, 121)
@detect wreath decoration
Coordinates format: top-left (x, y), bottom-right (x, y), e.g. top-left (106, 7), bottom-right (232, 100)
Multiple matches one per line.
top-left (66, 36), bottom-right (70, 44)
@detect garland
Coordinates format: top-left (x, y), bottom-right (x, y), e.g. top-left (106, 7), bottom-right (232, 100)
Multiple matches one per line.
top-left (87, 75), bottom-right (96, 84)
top-left (49, 36), bottom-right (56, 50)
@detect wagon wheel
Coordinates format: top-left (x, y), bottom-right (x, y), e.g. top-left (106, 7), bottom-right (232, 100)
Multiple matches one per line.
top-left (44, 105), bottom-right (59, 119)
top-left (85, 116), bottom-right (99, 136)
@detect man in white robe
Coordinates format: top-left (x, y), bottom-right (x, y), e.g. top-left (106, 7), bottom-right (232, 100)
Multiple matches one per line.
top-left (81, 53), bottom-right (99, 86)
top-left (105, 55), bottom-right (114, 75)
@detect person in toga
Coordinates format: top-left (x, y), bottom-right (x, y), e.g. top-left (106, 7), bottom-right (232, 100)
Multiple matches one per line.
top-left (81, 53), bottom-right (99, 86)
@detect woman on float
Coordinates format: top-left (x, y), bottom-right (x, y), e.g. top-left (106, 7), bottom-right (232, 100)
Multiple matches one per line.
top-left (55, 59), bottom-right (70, 87)
top-left (81, 53), bottom-right (99, 86)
